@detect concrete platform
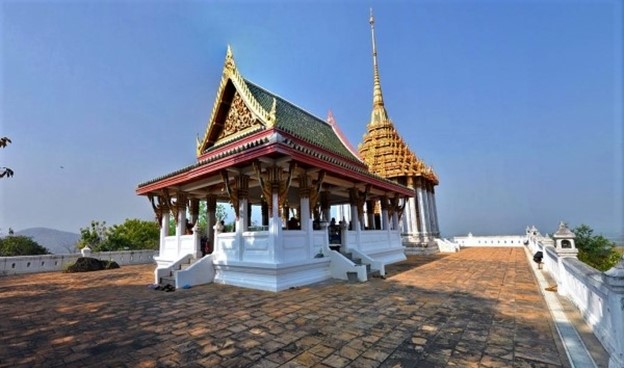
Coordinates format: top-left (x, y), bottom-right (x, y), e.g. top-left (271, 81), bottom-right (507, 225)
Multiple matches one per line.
top-left (0, 248), bottom-right (582, 367)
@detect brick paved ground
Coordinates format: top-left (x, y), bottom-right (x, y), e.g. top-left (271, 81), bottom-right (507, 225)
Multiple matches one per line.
top-left (0, 247), bottom-right (568, 368)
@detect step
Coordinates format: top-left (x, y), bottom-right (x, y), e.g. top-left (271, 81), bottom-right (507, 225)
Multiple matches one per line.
top-left (160, 275), bottom-right (175, 286)
top-left (368, 269), bottom-right (381, 279)
top-left (346, 272), bottom-right (359, 282)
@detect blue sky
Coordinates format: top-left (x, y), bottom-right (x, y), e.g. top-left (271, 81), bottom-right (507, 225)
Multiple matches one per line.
top-left (1, 0), bottom-right (622, 238)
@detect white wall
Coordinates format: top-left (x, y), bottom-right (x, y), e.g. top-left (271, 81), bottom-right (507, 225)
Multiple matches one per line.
top-left (0, 250), bottom-right (157, 276)
top-left (527, 239), bottom-right (624, 368)
top-left (454, 234), bottom-right (525, 247)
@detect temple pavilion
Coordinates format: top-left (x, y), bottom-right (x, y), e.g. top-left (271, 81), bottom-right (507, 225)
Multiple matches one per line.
top-left (357, 11), bottom-right (441, 250)
top-left (136, 46), bottom-right (414, 292)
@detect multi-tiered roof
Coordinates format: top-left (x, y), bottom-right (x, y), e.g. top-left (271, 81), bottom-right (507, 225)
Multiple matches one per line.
top-left (358, 11), bottom-right (438, 185)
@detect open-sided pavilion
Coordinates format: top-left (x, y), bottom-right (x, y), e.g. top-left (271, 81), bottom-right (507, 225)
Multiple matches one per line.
top-left (136, 47), bottom-right (414, 291)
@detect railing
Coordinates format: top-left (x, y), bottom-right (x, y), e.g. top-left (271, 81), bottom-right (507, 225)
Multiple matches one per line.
top-left (528, 239), bottom-right (624, 368)
top-left (0, 250), bottom-right (157, 276)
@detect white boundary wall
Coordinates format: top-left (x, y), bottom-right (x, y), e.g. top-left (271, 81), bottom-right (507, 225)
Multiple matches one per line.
top-left (527, 239), bottom-right (624, 368)
top-left (454, 234), bottom-right (525, 247)
top-left (0, 250), bottom-right (157, 276)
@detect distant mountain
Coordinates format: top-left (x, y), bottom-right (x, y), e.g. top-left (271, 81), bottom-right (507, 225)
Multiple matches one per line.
top-left (14, 228), bottom-right (80, 254)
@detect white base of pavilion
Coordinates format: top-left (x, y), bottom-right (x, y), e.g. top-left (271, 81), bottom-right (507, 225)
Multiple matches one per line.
top-left (402, 233), bottom-right (440, 254)
top-left (213, 258), bottom-right (331, 292)
top-left (153, 228), bottom-right (409, 292)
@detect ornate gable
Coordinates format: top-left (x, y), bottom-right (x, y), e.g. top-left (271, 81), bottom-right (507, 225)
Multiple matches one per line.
top-left (216, 91), bottom-right (263, 141)
top-left (196, 46), bottom-right (276, 156)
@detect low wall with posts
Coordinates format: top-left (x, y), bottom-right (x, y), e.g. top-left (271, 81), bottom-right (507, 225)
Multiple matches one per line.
top-left (528, 239), bottom-right (624, 368)
top-left (454, 234), bottom-right (526, 247)
top-left (0, 250), bottom-right (157, 276)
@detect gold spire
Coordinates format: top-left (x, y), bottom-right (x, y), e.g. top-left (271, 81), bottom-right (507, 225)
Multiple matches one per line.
top-left (369, 8), bottom-right (389, 124)
top-left (359, 11), bottom-right (439, 185)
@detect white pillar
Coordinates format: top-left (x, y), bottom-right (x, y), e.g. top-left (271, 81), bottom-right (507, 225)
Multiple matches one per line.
top-left (160, 211), bottom-right (170, 254)
top-left (426, 185), bottom-right (436, 237)
top-left (176, 202), bottom-right (186, 258)
top-left (205, 199), bottom-right (216, 255)
top-left (392, 212), bottom-right (399, 231)
top-left (403, 198), bottom-right (412, 234)
top-left (176, 207), bottom-right (185, 236)
top-left (423, 183), bottom-right (433, 239)
top-left (416, 182), bottom-right (428, 238)
top-left (408, 196), bottom-right (418, 236)
top-left (300, 194), bottom-right (312, 259)
top-left (366, 201), bottom-right (375, 230)
top-left (431, 187), bottom-right (440, 236)
top-left (381, 208), bottom-right (389, 231)
top-left (236, 197), bottom-right (248, 261)
top-left (270, 191), bottom-right (282, 262)
top-left (427, 183), bottom-right (438, 236)
top-left (350, 204), bottom-right (359, 232)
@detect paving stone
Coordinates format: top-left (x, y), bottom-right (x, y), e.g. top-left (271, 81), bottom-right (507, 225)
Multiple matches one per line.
top-left (322, 353), bottom-right (352, 368)
top-left (0, 249), bottom-right (570, 368)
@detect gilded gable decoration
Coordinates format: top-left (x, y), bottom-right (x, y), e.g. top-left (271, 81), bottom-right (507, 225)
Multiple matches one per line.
top-left (218, 92), bottom-right (262, 140)
top-left (196, 46), bottom-right (275, 156)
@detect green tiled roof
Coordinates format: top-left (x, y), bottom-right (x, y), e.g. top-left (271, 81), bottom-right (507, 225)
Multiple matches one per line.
top-left (244, 80), bottom-right (361, 163)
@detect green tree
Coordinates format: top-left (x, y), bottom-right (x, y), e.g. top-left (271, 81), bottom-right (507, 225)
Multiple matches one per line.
top-left (168, 202), bottom-right (228, 235)
top-left (107, 219), bottom-right (159, 250)
top-left (573, 224), bottom-right (621, 271)
top-left (77, 221), bottom-right (108, 251)
top-left (0, 236), bottom-right (49, 256)
top-left (78, 219), bottom-right (160, 251)
top-left (1, 136), bottom-right (14, 178)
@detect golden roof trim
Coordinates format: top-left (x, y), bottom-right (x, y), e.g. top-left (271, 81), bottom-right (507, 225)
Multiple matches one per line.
top-left (196, 46), bottom-right (274, 156)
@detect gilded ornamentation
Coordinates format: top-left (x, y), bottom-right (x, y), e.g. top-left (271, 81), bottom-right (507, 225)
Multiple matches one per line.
top-left (148, 194), bottom-right (170, 227)
top-left (221, 171), bottom-right (249, 219)
top-left (306, 170), bottom-right (325, 216)
top-left (218, 92), bottom-right (258, 139)
top-left (253, 161), bottom-right (297, 214)
top-left (359, 11), bottom-right (439, 186)
top-left (196, 47), bottom-right (273, 156)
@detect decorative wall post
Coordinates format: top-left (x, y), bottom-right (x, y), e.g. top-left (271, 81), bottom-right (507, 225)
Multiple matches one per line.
top-left (603, 256), bottom-right (624, 368)
top-left (552, 221), bottom-right (578, 297)
top-left (213, 220), bottom-right (224, 258)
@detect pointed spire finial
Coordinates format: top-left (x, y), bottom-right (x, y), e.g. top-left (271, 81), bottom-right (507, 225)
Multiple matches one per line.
top-left (225, 44), bottom-right (236, 71)
top-left (369, 9), bottom-right (388, 123)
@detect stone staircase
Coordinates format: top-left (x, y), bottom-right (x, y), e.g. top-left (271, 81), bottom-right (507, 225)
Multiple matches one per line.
top-left (158, 257), bottom-right (195, 289)
top-left (343, 252), bottom-right (380, 282)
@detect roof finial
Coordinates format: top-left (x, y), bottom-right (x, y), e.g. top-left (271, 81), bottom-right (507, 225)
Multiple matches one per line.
top-left (369, 8), bottom-right (385, 109)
